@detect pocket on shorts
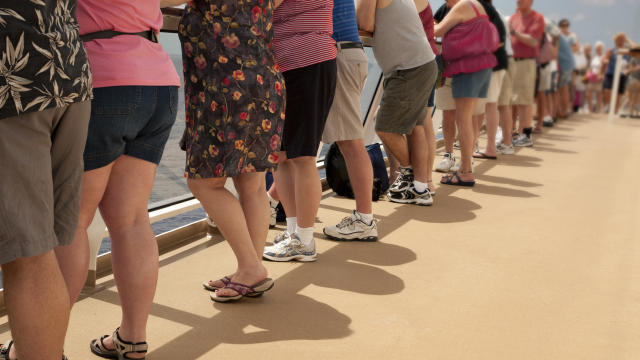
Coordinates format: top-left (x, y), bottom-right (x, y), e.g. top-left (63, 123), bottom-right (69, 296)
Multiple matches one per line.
top-left (91, 87), bottom-right (139, 116)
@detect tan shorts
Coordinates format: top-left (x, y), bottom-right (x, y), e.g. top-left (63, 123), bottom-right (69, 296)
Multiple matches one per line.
top-left (499, 57), bottom-right (516, 106)
top-left (487, 70), bottom-right (506, 103)
top-left (0, 101), bottom-right (90, 265)
top-left (322, 46), bottom-right (368, 143)
top-left (511, 58), bottom-right (537, 105)
top-left (538, 64), bottom-right (552, 93)
top-left (435, 77), bottom-right (487, 115)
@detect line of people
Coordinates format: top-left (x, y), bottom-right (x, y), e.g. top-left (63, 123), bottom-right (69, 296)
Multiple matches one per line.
top-left (0, 1), bottom-right (614, 360)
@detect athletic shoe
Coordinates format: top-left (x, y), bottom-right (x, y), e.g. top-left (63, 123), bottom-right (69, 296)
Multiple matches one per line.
top-left (263, 233), bottom-right (317, 262)
top-left (435, 153), bottom-right (456, 173)
top-left (513, 134), bottom-right (533, 147)
top-left (268, 197), bottom-right (279, 227)
top-left (389, 167), bottom-right (414, 193)
top-left (323, 211), bottom-right (378, 242)
top-left (388, 183), bottom-right (433, 206)
top-left (543, 116), bottom-right (554, 127)
top-left (497, 143), bottom-right (515, 155)
top-left (271, 230), bottom-right (290, 245)
top-left (451, 159), bottom-right (474, 173)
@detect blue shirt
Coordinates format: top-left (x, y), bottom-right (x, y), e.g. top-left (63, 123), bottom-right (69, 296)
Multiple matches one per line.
top-left (557, 35), bottom-right (576, 71)
top-left (332, 0), bottom-right (361, 43)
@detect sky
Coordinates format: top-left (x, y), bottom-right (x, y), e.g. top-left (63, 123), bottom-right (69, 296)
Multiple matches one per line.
top-left (478, 0), bottom-right (640, 48)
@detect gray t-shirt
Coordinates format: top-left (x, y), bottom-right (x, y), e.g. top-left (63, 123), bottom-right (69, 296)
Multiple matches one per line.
top-left (372, 0), bottom-right (435, 77)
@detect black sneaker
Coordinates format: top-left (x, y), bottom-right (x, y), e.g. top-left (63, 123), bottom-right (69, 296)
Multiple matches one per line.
top-left (388, 167), bottom-right (414, 193)
top-left (388, 184), bottom-right (433, 206)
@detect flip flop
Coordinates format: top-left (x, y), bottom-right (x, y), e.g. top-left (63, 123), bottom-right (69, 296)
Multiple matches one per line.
top-left (202, 276), bottom-right (232, 291)
top-left (210, 278), bottom-right (274, 303)
top-left (440, 172), bottom-right (475, 187)
top-left (472, 152), bottom-right (497, 160)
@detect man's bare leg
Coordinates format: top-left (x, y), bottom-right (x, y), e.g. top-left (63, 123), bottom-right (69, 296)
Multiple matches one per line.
top-left (2, 251), bottom-right (70, 360)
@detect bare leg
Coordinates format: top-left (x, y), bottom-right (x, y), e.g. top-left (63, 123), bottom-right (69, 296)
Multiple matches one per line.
top-left (596, 89), bottom-right (603, 113)
top-left (274, 152), bottom-right (296, 218)
top-left (376, 131), bottom-right (410, 167)
top-left (585, 88), bottom-right (593, 113)
top-left (483, 102), bottom-right (499, 156)
top-left (97, 156), bottom-right (159, 359)
top-left (267, 183), bottom-right (279, 202)
top-left (388, 153), bottom-right (401, 185)
top-left (55, 165), bottom-right (113, 306)
top-left (189, 174), bottom-right (268, 297)
top-left (235, 173), bottom-right (271, 259)
top-left (407, 125), bottom-right (429, 183)
top-left (337, 139), bottom-right (373, 214)
top-left (536, 91), bottom-right (547, 129)
top-left (518, 104), bottom-right (534, 130)
top-left (442, 110), bottom-right (456, 153)
top-left (423, 107), bottom-right (436, 187)
top-left (447, 97), bottom-right (476, 182)
top-left (498, 104), bottom-right (513, 146)
top-left (472, 114), bottom-right (484, 146)
top-left (2, 251), bottom-right (70, 360)
top-left (289, 156), bottom-right (322, 228)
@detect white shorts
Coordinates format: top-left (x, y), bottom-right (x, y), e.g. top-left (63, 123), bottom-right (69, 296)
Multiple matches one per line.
top-left (486, 70), bottom-right (506, 103)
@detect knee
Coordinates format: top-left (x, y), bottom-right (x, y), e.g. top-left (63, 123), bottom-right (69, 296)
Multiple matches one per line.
top-left (234, 174), bottom-right (265, 196)
top-left (187, 177), bottom-right (225, 196)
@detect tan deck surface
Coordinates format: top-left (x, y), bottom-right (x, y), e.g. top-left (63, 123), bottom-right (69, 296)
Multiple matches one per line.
top-left (2, 114), bottom-right (640, 359)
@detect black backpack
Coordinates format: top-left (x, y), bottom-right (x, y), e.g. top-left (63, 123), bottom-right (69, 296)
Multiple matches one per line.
top-left (325, 143), bottom-right (390, 201)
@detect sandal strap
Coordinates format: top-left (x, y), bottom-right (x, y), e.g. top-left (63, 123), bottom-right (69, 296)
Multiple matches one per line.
top-left (113, 328), bottom-right (148, 358)
top-left (224, 282), bottom-right (255, 296)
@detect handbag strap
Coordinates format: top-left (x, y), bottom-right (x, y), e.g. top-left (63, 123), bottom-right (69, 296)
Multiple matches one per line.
top-left (466, 0), bottom-right (481, 17)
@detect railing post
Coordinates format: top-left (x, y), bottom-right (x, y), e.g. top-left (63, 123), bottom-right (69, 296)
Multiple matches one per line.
top-left (608, 50), bottom-right (624, 122)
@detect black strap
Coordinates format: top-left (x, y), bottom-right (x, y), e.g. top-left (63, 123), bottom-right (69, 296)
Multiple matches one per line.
top-left (80, 30), bottom-right (158, 43)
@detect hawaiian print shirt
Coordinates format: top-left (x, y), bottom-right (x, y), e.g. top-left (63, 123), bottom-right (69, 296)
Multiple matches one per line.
top-left (0, 0), bottom-right (92, 121)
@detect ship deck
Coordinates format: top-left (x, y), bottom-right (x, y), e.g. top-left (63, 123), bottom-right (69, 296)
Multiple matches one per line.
top-left (2, 113), bottom-right (640, 359)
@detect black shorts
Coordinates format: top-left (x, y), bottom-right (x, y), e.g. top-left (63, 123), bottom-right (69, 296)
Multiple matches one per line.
top-left (281, 59), bottom-right (337, 159)
top-left (603, 74), bottom-right (627, 94)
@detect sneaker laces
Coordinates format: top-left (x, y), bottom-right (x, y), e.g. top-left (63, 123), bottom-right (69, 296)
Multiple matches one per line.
top-left (336, 213), bottom-right (358, 229)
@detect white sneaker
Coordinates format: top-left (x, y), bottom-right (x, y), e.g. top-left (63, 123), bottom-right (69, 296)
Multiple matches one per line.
top-left (268, 197), bottom-right (279, 227)
top-left (263, 233), bottom-right (317, 262)
top-left (451, 159), bottom-right (474, 172)
top-left (513, 134), bottom-right (533, 147)
top-left (497, 143), bottom-right (515, 155)
top-left (323, 211), bottom-right (378, 242)
top-left (435, 153), bottom-right (456, 173)
top-left (388, 183), bottom-right (434, 206)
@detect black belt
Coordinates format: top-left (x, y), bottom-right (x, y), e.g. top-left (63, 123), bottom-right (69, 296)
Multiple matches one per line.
top-left (81, 30), bottom-right (158, 43)
top-left (514, 57), bottom-right (535, 61)
top-left (336, 41), bottom-right (363, 50)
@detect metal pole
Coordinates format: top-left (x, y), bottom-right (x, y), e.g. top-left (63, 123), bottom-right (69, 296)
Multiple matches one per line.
top-left (608, 50), bottom-right (624, 122)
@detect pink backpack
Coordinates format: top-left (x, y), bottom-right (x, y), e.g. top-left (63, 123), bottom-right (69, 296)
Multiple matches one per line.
top-left (441, 0), bottom-right (500, 77)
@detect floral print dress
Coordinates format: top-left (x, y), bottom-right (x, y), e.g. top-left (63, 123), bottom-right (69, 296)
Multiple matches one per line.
top-left (179, 0), bottom-right (285, 178)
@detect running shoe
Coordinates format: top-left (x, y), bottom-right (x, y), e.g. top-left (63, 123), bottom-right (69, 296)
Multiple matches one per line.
top-left (271, 230), bottom-right (291, 245)
top-left (435, 153), bottom-right (456, 173)
top-left (497, 143), bottom-right (515, 155)
top-left (389, 167), bottom-right (414, 193)
top-left (268, 196), bottom-right (279, 227)
top-left (323, 211), bottom-right (378, 242)
top-left (388, 183), bottom-right (433, 206)
top-left (513, 134), bottom-right (533, 147)
top-left (263, 233), bottom-right (317, 262)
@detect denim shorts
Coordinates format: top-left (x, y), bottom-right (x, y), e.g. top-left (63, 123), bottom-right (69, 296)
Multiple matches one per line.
top-left (451, 68), bottom-right (492, 99)
top-left (84, 86), bottom-right (178, 171)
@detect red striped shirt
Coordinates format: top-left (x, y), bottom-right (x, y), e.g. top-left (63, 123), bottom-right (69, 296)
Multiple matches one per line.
top-left (273, 0), bottom-right (337, 73)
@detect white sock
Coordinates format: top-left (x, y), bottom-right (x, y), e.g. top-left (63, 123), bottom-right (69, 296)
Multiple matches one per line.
top-left (413, 180), bottom-right (428, 193)
top-left (295, 226), bottom-right (314, 246)
top-left (286, 217), bottom-right (297, 234)
top-left (357, 211), bottom-right (374, 224)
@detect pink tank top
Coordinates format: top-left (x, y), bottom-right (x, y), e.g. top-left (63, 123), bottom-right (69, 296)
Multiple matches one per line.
top-left (419, 4), bottom-right (439, 55)
top-left (77, 0), bottom-right (180, 88)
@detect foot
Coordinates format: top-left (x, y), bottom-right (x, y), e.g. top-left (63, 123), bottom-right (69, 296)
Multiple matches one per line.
top-left (215, 265), bottom-right (268, 298)
top-left (97, 333), bottom-right (146, 359)
top-left (497, 143), bottom-right (515, 155)
top-left (204, 274), bottom-right (234, 290)
top-left (323, 211), bottom-right (378, 241)
top-left (263, 233), bottom-right (317, 262)
top-left (441, 171), bottom-right (475, 184)
top-left (435, 153), bottom-right (455, 173)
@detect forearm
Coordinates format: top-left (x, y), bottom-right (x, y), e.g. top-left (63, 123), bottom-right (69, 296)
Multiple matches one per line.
top-left (356, 0), bottom-right (377, 33)
top-left (512, 30), bottom-right (538, 48)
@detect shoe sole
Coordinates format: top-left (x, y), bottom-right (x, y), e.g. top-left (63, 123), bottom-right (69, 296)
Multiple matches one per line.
top-left (323, 230), bottom-right (378, 242)
top-left (388, 198), bottom-right (433, 206)
top-left (513, 144), bottom-right (533, 147)
top-left (262, 253), bottom-right (318, 262)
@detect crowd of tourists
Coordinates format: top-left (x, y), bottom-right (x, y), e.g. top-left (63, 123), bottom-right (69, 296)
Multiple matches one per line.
top-left (0, 0), bottom-right (637, 359)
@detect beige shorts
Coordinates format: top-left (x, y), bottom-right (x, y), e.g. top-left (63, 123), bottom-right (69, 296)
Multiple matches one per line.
top-left (487, 70), bottom-right (506, 103)
top-left (0, 101), bottom-right (90, 265)
top-left (498, 57), bottom-right (515, 106)
top-left (511, 58), bottom-right (537, 105)
top-left (322, 46), bottom-right (368, 143)
top-left (435, 77), bottom-right (486, 115)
